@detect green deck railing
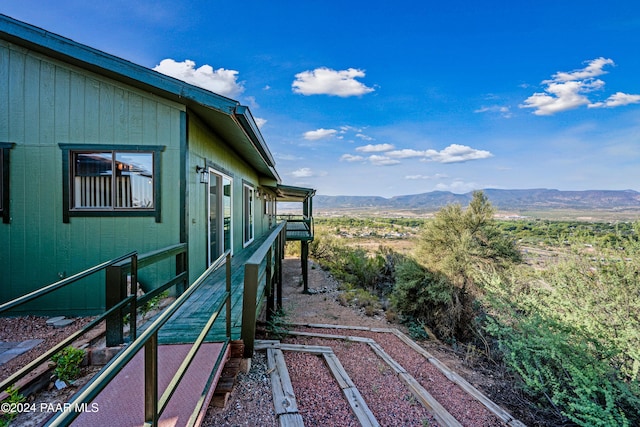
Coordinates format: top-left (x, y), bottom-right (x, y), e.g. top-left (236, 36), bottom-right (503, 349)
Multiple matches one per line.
top-left (241, 222), bottom-right (286, 357)
top-left (47, 251), bottom-right (232, 427)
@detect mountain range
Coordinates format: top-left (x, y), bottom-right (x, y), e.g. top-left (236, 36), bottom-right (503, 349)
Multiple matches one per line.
top-left (313, 189), bottom-right (640, 213)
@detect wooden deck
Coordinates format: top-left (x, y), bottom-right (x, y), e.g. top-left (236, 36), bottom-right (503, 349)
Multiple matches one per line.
top-left (284, 220), bottom-right (313, 241)
top-left (151, 231), bottom-right (273, 345)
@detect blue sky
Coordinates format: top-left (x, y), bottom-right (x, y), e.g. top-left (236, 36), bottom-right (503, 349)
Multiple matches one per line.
top-left (3, 1), bottom-right (640, 197)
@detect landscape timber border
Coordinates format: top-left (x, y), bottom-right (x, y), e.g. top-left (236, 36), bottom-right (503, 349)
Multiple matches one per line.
top-left (284, 323), bottom-right (526, 427)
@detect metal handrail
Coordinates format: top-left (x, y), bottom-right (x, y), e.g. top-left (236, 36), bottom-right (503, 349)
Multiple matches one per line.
top-left (0, 252), bottom-right (137, 393)
top-left (0, 296), bottom-right (134, 393)
top-left (47, 250), bottom-right (233, 426)
top-left (0, 251), bottom-right (136, 314)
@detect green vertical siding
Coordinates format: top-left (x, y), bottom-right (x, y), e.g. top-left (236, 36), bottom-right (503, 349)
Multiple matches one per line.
top-left (0, 40), bottom-right (185, 314)
top-left (185, 114), bottom-right (271, 284)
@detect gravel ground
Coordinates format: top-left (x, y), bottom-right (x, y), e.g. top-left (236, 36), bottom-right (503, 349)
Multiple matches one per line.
top-left (284, 351), bottom-right (359, 426)
top-left (284, 338), bottom-right (437, 427)
top-left (292, 328), bottom-right (504, 427)
top-left (202, 351), bottom-right (276, 427)
top-left (0, 316), bottom-right (94, 383)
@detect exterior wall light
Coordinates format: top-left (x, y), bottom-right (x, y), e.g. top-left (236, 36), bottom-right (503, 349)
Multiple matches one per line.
top-left (196, 165), bottom-right (209, 184)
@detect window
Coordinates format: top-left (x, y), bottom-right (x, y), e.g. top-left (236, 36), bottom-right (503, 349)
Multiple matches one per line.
top-left (60, 144), bottom-right (164, 222)
top-left (1, 143), bottom-right (15, 224)
top-left (243, 183), bottom-right (254, 246)
top-left (208, 168), bottom-right (233, 265)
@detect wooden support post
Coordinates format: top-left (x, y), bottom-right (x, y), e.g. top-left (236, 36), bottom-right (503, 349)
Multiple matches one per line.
top-left (241, 263), bottom-right (260, 357)
top-left (276, 233), bottom-right (283, 312)
top-left (129, 254), bottom-right (138, 343)
top-left (176, 251), bottom-right (187, 294)
top-left (266, 247), bottom-right (274, 321)
top-left (226, 252), bottom-right (232, 339)
top-left (301, 241), bottom-right (309, 294)
top-left (105, 265), bottom-right (126, 347)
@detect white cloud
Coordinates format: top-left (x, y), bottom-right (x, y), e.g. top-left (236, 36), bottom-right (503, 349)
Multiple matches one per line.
top-left (475, 105), bottom-right (512, 118)
top-left (291, 168), bottom-right (314, 178)
top-left (368, 155), bottom-right (401, 166)
top-left (387, 149), bottom-right (427, 159)
top-left (340, 154), bottom-right (365, 162)
top-left (276, 153), bottom-right (301, 161)
top-left (255, 117), bottom-right (267, 128)
top-left (520, 57), bottom-right (617, 116)
top-left (292, 67), bottom-right (375, 97)
top-left (435, 180), bottom-right (481, 194)
top-left (153, 59), bottom-right (244, 98)
top-left (356, 133), bottom-right (373, 141)
top-left (405, 174), bottom-right (448, 180)
top-left (303, 128), bottom-right (337, 140)
top-left (550, 57), bottom-right (614, 82)
top-left (355, 143), bottom-right (395, 153)
top-left (521, 80), bottom-right (604, 116)
top-left (589, 92), bottom-right (640, 108)
top-left (423, 144), bottom-right (493, 163)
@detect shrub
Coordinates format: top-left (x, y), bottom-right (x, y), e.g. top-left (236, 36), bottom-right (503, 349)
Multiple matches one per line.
top-left (51, 346), bottom-right (86, 384)
top-left (0, 386), bottom-right (25, 426)
top-left (482, 256), bottom-right (640, 427)
top-left (391, 257), bottom-right (473, 340)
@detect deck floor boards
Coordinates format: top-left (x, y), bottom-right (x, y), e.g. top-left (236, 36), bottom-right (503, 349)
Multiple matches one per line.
top-left (153, 231), bottom-right (272, 345)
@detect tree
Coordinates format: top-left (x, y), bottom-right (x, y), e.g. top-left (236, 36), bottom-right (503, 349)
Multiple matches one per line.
top-left (416, 191), bottom-right (521, 291)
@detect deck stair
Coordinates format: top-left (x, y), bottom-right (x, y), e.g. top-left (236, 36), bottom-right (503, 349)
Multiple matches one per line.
top-left (211, 341), bottom-right (245, 408)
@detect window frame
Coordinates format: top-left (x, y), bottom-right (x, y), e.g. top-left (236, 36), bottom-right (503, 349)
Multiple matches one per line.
top-left (243, 182), bottom-right (255, 247)
top-left (59, 144), bottom-right (164, 223)
top-left (0, 143), bottom-right (15, 224)
top-left (207, 166), bottom-right (234, 266)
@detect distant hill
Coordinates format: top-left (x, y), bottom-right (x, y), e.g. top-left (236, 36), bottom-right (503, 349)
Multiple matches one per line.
top-left (313, 189), bottom-right (640, 214)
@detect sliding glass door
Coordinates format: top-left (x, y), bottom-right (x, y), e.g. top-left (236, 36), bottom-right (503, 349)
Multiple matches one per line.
top-left (208, 168), bottom-right (232, 266)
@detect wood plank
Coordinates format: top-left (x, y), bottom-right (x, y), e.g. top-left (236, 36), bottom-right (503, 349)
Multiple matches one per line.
top-left (211, 392), bottom-right (230, 408)
top-left (278, 413), bottom-right (305, 427)
top-left (391, 329), bottom-right (522, 425)
top-left (286, 330), bottom-right (373, 343)
top-left (398, 372), bottom-right (462, 427)
top-left (367, 342), bottom-right (406, 374)
top-left (267, 349), bottom-right (299, 415)
top-left (342, 386), bottom-right (380, 427)
top-left (322, 353), bottom-right (355, 389)
top-left (278, 343), bottom-right (332, 355)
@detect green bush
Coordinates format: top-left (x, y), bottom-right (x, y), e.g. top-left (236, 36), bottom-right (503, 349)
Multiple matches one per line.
top-left (391, 257), bottom-right (472, 340)
top-left (482, 256), bottom-right (640, 427)
top-left (51, 346), bottom-right (86, 384)
top-left (310, 234), bottom-right (396, 297)
top-left (0, 386), bottom-right (25, 426)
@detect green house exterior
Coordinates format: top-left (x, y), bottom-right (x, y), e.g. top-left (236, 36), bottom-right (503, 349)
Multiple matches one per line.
top-left (0, 15), bottom-right (288, 315)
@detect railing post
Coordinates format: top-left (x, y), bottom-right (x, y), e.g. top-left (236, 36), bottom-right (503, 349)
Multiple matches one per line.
top-left (129, 254), bottom-right (138, 343)
top-left (301, 240), bottom-right (309, 294)
top-left (226, 252), bottom-right (231, 338)
top-left (144, 333), bottom-right (159, 426)
top-left (176, 251), bottom-right (187, 294)
top-left (266, 247), bottom-right (274, 321)
top-left (241, 263), bottom-right (259, 357)
top-left (276, 230), bottom-right (283, 311)
top-left (105, 264), bottom-right (126, 347)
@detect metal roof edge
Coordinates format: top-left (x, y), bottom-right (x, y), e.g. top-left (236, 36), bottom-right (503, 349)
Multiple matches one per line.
top-left (233, 106), bottom-right (276, 168)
